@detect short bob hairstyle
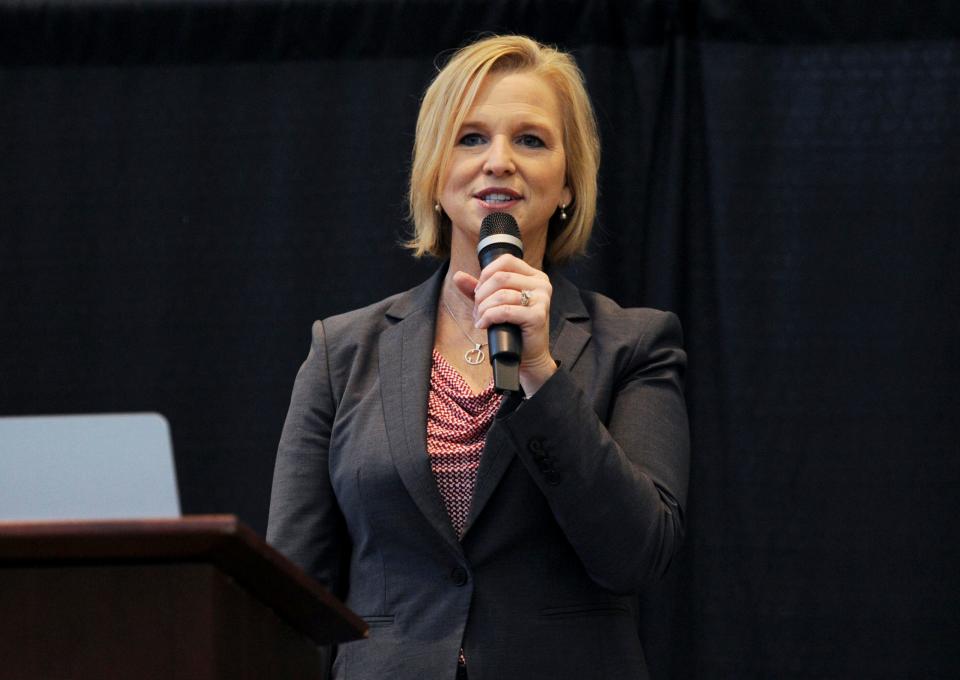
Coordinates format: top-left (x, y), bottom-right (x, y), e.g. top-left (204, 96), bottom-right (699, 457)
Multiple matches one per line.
top-left (407, 35), bottom-right (600, 265)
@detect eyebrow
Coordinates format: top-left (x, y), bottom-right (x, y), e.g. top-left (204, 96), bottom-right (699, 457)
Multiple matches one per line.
top-left (458, 117), bottom-right (559, 138)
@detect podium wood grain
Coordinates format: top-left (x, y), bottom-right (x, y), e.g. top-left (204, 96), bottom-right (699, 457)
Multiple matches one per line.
top-left (0, 515), bottom-right (366, 679)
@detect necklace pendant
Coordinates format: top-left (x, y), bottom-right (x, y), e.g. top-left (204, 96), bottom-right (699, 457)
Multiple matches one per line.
top-left (465, 344), bottom-right (485, 365)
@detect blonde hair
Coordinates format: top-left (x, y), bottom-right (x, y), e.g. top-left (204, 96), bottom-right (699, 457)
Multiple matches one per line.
top-left (406, 35), bottom-right (600, 264)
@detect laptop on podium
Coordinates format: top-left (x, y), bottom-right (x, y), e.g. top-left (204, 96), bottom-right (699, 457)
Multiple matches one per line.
top-left (0, 412), bottom-right (180, 520)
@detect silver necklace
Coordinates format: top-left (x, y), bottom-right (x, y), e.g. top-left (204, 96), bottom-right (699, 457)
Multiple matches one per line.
top-left (441, 298), bottom-right (487, 365)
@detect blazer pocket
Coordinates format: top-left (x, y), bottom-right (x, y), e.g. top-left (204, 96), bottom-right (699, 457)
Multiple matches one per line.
top-left (539, 603), bottom-right (630, 619)
top-left (359, 614), bottom-right (396, 627)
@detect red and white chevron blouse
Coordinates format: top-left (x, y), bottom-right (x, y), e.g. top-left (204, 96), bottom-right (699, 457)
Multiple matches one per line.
top-left (427, 349), bottom-right (504, 538)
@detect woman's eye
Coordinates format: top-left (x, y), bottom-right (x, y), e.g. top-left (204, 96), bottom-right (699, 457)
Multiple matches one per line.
top-left (517, 134), bottom-right (545, 148)
top-left (458, 133), bottom-right (486, 147)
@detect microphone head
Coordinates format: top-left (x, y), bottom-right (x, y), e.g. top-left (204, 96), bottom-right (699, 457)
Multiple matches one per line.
top-left (477, 212), bottom-right (523, 261)
top-left (479, 212), bottom-right (521, 241)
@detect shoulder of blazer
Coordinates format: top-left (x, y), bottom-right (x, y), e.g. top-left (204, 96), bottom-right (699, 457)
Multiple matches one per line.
top-left (577, 289), bottom-right (680, 341)
top-left (548, 272), bottom-right (676, 340)
top-left (320, 264), bottom-right (447, 349)
top-left (559, 282), bottom-right (685, 385)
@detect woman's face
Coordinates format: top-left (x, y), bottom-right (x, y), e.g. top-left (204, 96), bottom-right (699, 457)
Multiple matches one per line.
top-left (439, 70), bottom-right (572, 262)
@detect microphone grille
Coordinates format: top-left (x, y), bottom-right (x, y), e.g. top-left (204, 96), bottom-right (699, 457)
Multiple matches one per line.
top-left (479, 212), bottom-right (521, 241)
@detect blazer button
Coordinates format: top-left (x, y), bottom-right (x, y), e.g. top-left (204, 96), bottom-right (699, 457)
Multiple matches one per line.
top-left (450, 567), bottom-right (469, 586)
top-left (528, 438), bottom-right (544, 453)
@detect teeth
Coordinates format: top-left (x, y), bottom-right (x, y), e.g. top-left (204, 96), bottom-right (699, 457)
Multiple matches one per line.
top-left (483, 193), bottom-right (515, 202)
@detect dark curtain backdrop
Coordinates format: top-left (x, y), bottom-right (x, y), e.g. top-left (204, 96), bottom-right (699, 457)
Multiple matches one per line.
top-left (2, 1), bottom-right (958, 677)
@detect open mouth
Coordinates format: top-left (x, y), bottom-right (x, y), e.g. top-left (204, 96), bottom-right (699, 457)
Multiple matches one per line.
top-left (482, 192), bottom-right (517, 204)
top-left (475, 189), bottom-right (521, 207)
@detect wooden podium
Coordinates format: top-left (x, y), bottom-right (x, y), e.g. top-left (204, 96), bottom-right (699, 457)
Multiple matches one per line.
top-left (0, 515), bottom-right (366, 679)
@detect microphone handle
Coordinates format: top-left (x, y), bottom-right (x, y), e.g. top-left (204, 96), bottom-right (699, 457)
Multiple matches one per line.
top-left (478, 245), bottom-right (523, 393)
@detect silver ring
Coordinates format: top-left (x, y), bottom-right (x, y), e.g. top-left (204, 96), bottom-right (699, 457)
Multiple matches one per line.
top-left (519, 290), bottom-right (531, 307)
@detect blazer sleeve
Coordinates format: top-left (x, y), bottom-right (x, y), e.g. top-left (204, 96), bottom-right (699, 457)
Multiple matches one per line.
top-left (266, 320), bottom-right (349, 596)
top-left (497, 309), bottom-right (689, 595)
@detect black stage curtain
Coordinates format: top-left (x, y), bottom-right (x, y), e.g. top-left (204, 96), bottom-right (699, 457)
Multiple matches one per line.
top-left (2, 1), bottom-right (958, 677)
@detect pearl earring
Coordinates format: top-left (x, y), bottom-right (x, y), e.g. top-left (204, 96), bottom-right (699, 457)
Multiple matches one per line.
top-left (434, 202), bottom-right (442, 213)
top-left (559, 204), bottom-right (568, 221)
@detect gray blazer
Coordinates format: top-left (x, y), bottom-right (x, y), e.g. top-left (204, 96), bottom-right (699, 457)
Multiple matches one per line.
top-left (267, 264), bottom-right (689, 680)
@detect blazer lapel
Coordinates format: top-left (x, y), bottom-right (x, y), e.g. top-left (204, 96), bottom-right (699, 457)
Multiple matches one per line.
top-left (463, 272), bottom-right (591, 537)
top-left (378, 265), bottom-right (464, 554)
top-left (546, 273), bottom-right (592, 371)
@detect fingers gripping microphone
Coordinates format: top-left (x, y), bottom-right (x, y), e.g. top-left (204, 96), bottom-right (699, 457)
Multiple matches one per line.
top-left (477, 213), bottom-right (523, 394)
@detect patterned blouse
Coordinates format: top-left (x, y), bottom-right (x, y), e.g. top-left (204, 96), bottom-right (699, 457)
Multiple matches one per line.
top-left (427, 349), bottom-right (504, 538)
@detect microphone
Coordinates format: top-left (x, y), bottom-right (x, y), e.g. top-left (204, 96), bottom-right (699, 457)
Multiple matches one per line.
top-left (477, 212), bottom-right (523, 394)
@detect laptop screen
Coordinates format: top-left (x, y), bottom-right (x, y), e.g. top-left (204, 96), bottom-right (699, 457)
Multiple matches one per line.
top-left (0, 412), bottom-right (180, 520)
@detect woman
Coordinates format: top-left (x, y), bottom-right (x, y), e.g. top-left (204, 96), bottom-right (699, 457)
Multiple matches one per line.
top-left (267, 35), bottom-right (689, 680)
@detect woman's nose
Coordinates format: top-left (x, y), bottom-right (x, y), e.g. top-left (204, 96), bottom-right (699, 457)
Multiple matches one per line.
top-left (482, 136), bottom-right (516, 176)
